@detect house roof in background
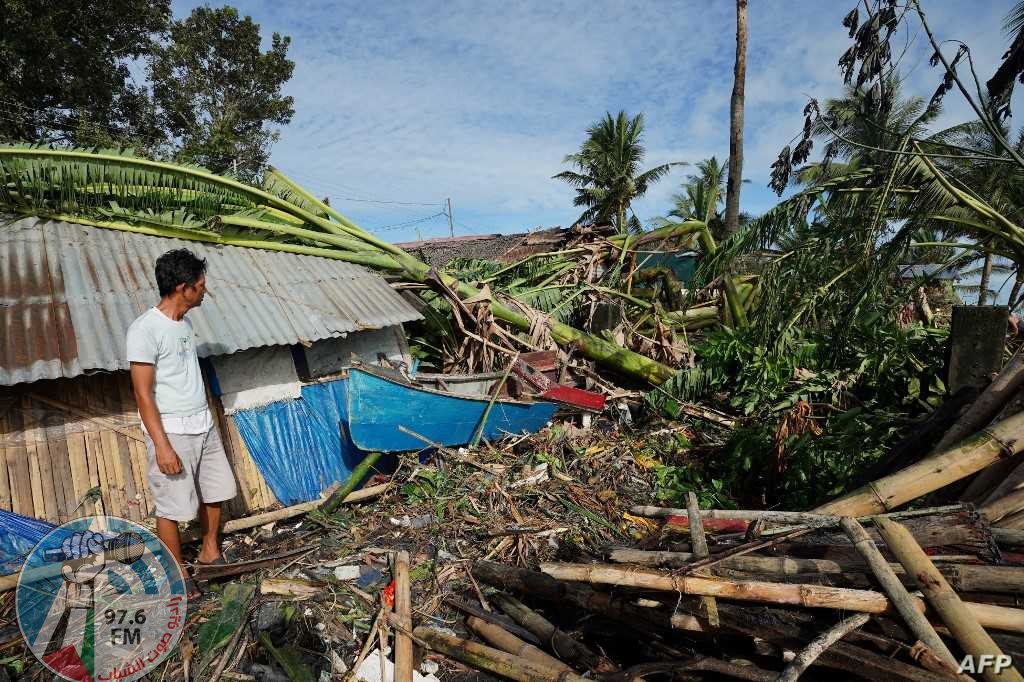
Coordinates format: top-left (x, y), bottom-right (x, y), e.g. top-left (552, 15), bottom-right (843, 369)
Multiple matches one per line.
top-left (0, 216), bottom-right (422, 386)
top-left (397, 227), bottom-right (572, 267)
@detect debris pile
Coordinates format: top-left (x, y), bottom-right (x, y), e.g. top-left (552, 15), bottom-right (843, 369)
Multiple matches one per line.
top-left (2, 400), bottom-right (1021, 681)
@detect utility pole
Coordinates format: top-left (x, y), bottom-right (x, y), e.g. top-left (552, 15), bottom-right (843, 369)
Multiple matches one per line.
top-left (446, 198), bottom-right (454, 237)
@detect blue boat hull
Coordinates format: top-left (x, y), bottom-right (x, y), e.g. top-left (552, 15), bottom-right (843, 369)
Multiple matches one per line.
top-left (231, 367), bottom-right (558, 504)
top-left (344, 367), bottom-right (559, 452)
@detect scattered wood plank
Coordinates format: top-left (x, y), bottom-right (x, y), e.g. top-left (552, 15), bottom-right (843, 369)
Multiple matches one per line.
top-left (394, 550), bottom-right (414, 682)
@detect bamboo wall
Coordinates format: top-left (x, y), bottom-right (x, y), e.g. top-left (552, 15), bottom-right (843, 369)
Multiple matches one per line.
top-left (0, 370), bottom-right (278, 526)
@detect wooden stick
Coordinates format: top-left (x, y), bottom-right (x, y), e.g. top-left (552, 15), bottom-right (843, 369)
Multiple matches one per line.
top-left (814, 411), bottom-right (1024, 517)
top-left (539, 562), bottom-right (1024, 632)
top-left (346, 606), bottom-right (386, 682)
top-left (394, 551), bottom-right (413, 682)
top-left (612, 548), bottom-right (1014, 590)
top-left (631, 503), bottom-right (965, 526)
top-left (840, 517), bottom-right (958, 668)
top-left (181, 483), bottom-right (388, 543)
top-left (466, 616), bottom-right (573, 673)
top-left (875, 516), bottom-right (1024, 682)
top-left (686, 491), bottom-right (719, 626)
top-left (413, 626), bottom-right (588, 682)
top-left (777, 613), bottom-right (870, 682)
top-left (445, 598), bottom-right (540, 644)
top-left (489, 592), bottom-right (615, 672)
top-left (982, 488), bottom-right (1024, 523)
top-left (470, 354), bottom-right (518, 447)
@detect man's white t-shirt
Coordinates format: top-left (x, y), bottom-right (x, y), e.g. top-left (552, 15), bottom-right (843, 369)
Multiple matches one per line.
top-left (126, 307), bottom-right (212, 435)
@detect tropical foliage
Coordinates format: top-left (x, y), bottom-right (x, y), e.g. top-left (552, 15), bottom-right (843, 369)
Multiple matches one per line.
top-left (0, 3), bottom-right (294, 178)
top-left (554, 111), bottom-right (679, 234)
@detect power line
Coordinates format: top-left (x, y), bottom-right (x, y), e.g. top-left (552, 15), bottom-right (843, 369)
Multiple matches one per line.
top-left (371, 212), bottom-right (447, 233)
top-left (455, 220), bottom-right (490, 236)
top-left (280, 168), bottom-right (440, 207)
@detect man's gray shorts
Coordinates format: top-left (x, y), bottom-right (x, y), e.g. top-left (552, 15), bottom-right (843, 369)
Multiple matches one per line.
top-left (144, 427), bottom-right (238, 522)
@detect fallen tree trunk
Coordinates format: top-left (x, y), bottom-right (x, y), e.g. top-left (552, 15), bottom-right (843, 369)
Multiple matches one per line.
top-left (814, 411), bottom-right (1024, 517)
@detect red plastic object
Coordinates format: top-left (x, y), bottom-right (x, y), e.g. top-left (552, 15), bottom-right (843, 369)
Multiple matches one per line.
top-left (382, 580), bottom-right (396, 609)
top-left (664, 514), bottom-right (750, 534)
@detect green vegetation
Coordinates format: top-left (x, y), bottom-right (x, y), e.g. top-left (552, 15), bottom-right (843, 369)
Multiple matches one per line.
top-left (0, 2), bottom-right (294, 179)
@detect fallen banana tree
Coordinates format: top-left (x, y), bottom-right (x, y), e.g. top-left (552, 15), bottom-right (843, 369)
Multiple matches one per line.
top-left (0, 145), bottom-right (688, 385)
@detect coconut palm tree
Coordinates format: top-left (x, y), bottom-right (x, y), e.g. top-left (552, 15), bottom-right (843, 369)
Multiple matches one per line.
top-left (662, 156), bottom-right (753, 241)
top-left (554, 111), bottom-right (679, 234)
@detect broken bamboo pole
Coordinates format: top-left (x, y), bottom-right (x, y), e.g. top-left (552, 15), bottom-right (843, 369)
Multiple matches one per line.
top-left (814, 411), bottom-right (1024, 517)
top-left (472, 561), bottom-right (940, 682)
top-left (686, 492), bottom-right (719, 626)
top-left (413, 626), bottom-right (588, 682)
top-left (181, 483), bottom-right (389, 544)
top-left (394, 551), bottom-right (413, 682)
top-left (539, 563), bottom-right (1024, 632)
top-left (937, 348), bottom-right (1024, 453)
top-left (982, 488), bottom-right (1024, 524)
top-left (466, 616), bottom-right (573, 673)
top-left (777, 613), bottom-right (871, 682)
top-left (630, 503), bottom-right (965, 526)
top-left (321, 451), bottom-right (384, 514)
top-left (874, 516), bottom-right (1024, 682)
top-left (840, 517), bottom-right (958, 668)
top-left (489, 592), bottom-right (616, 673)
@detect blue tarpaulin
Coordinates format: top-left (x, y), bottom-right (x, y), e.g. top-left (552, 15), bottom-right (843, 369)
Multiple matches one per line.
top-left (233, 379), bottom-right (366, 505)
top-left (0, 508), bottom-right (57, 575)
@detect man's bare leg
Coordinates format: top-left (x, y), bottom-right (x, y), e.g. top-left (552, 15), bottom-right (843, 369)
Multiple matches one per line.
top-left (197, 501), bottom-right (222, 564)
top-left (155, 516), bottom-right (196, 594)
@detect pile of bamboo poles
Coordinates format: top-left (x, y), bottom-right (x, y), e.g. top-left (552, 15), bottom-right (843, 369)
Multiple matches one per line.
top-left (403, 501), bottom-right (1024, 681)
top-left (390, 364), bottom-right (1024, 680)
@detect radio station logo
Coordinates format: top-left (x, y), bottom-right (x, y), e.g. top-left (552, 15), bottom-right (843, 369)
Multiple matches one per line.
top-left (15, 516), bottom-right (187, 682)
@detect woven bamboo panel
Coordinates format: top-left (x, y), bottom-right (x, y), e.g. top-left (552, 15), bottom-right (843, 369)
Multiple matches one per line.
top-left (0, 371), bottom-right (279, 525)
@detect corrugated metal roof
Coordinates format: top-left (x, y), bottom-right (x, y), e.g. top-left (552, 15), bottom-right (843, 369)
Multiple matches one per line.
top-left (0, 216), bottom-right (422, 386)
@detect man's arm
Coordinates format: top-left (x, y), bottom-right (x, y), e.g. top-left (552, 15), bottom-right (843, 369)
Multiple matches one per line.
top-left (130, 362), bottom-right (182, 475)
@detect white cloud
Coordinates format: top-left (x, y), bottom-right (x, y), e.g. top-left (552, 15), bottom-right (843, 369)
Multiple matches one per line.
top-left (172, 0), bottom-right (1019, 237)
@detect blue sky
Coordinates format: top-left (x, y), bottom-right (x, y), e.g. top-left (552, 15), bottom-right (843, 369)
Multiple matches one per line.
top-left (173, 0), bottom-right (1015, 243)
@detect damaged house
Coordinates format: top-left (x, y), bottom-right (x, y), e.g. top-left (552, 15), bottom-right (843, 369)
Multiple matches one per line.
top-left (0, 216), bottom-right (422, 525)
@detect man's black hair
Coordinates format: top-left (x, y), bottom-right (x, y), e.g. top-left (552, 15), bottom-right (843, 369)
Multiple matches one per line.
top-left (155, 249), bottom-right (207, 297)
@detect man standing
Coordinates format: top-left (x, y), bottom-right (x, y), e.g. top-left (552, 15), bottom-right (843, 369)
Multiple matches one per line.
top-left (127, 249), bottom-right (236, 595)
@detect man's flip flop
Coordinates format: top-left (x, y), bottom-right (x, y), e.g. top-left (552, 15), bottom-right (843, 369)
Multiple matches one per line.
top-left (196, 555), bottom-right (228, 566)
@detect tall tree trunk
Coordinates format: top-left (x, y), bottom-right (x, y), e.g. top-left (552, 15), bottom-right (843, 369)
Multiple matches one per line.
top-left (723, 0), bottom-right (748, 240)
top-left (977, 250), bottom-right (994, 305)
top-left (720, 0), bottom-right (749, 327)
